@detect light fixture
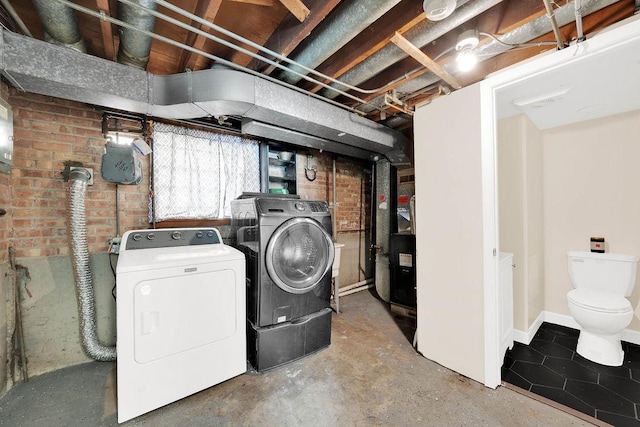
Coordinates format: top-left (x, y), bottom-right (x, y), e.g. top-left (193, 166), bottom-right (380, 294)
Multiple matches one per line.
top-left (455, 29), bottom-right (479, 72)
top-left (423, 0), bottom-right (456, 21)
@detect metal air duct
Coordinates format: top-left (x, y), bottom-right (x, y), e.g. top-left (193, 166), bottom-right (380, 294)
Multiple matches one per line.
top-left (30, 0), bottom-right (86, 52)
top-left (277, 0), bottom-right (402, 85)
top-left (117, 0), bottom-right (157, 70)
top-left (67, 168), bottom-right (116, 362)
top-left (0, 30), bottom-right (409, 164)
top-left (321, 0), bottom-right (502, 99)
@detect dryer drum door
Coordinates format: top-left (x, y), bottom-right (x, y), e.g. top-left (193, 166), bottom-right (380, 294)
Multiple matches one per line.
top-left (266, 217), bottom-right (335, 294)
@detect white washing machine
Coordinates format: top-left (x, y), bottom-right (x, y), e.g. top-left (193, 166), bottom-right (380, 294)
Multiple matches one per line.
top-left (116, 228), bottom-right (246, 423)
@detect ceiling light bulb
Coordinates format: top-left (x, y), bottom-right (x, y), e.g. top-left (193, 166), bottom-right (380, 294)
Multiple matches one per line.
top-left (456, 48), bottom-right (478, 72)
top-left (423, 0), bottom-right (456, 21)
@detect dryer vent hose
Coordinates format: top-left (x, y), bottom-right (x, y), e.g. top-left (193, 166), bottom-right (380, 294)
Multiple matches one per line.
top-left (67, 168), bottom-right (116, 361)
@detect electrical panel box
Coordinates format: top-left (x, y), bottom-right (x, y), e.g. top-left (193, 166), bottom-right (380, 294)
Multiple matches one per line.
top-left (0, 98), bottom-right (13, 174)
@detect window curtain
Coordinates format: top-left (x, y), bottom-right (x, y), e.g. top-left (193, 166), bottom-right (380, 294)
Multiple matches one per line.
top-left (151, 123), bottom-right (260, 221)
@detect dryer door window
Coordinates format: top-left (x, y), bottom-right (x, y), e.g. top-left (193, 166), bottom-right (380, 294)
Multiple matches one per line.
top-left (266, 217), bottom-right (335, 294)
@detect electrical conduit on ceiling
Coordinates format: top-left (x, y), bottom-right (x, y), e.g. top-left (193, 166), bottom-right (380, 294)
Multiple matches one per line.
top-left (275, 0), bottom-right (403, 85)
top-left (320, 0), bottom-right (503, 100)
top-left (362, 0), bottom-right (623, 118)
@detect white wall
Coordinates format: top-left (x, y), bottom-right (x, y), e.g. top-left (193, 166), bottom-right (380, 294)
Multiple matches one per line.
top-left (498, 116), bottom-right (525, 331)
top-left (543, 110), bottom-right (640, 329)
top-left (414, 83), bottom-right (486, 383)
top-left (498, 115), bottom-right (544, 334)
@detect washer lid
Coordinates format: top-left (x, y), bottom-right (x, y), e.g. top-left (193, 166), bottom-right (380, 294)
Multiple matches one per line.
top-left (567, 289), bottom-right (632, 313)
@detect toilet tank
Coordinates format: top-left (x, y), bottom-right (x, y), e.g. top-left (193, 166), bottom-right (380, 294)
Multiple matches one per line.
top-left (567, 251), bottom-right (639, 296)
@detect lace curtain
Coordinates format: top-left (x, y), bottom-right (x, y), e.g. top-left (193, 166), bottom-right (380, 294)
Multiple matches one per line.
top-left (151, 123), bottom-right (260, 221)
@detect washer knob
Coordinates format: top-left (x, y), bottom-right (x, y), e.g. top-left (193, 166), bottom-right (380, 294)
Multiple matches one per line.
top-left (171, 231), bottom-right (183, 240)
top-left (132, 233), bottom-right (142, 241)
top-left (294, 202), bottom-right (305, 211)
top-left (196, 231), bottom-right (203, 238)
top-left (147, 233), bottom-right (155, 240)
top-left (207, 231), bottom-right (215, 237)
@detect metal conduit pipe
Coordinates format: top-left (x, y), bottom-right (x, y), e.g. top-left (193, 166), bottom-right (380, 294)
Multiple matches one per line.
top-left (67, 168), bottom-right (117, 361)
top-left (30, 0), bottom-right (86, 52)
top-left (118, 0), bottom-right (157, 70)
top-left (543, 0), bottom-right (568, 49)
top-left (0, 0), bottom-right (32, 37)
top-left (277, 0), bottom-right (402, 85)
top-left (574, 0), bottom-right (585, 42)
top-left (360, 0), bottom-right (621, 115)
top-left (321, 0), bottom-right (503, 99)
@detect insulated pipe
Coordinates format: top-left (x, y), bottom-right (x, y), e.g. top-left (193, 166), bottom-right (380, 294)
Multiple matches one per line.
top-left (360, 0), bottom-right (620, 114)
top-left (118, 0), bottom-right (157, 70)
top-left (30, 0), bottom-right (86, 52)
top-left (277, 0), bottom-right (402, 85)
top-left (321, 0), bottom-right (503, 99)
top-left (67, 168), bottom-right (116, 361)
top-left (543, 0), bottom-right (567, 49)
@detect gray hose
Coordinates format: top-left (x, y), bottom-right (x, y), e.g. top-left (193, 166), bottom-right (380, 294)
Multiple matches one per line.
top-left (67, 168), bottom-right (116, 361)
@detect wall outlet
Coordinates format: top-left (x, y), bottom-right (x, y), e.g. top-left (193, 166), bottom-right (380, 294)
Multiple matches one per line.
top-left (69, 166), bottom-right (94, 185)
top-left (108, 236), bottom-right (121, 254)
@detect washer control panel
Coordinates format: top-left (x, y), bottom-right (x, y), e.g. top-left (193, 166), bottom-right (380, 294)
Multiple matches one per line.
top-left (124, 228), bottom-right (222, 250)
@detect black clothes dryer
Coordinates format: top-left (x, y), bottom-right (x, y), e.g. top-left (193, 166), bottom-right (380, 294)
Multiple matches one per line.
top-left (231, 195), bottom-right (335, 371)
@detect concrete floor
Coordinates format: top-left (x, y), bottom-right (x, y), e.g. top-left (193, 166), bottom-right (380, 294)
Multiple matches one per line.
top-left (0, 291), bottom-right (592, 426)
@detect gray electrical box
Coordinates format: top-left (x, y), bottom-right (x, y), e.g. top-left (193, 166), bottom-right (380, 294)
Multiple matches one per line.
top-left (101, 139), bottom-right (143, 185)
top-left (0, 98), bottom-right (13, 174)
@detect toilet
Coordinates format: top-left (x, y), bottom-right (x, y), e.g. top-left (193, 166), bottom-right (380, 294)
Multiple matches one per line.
top-left (567, 251), bottom-right (639, 366)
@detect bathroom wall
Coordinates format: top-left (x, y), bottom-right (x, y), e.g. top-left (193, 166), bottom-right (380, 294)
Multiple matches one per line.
top-left (498, 114), bottom-right (544, 335)
top-left (543, 110), bottom-right (640, 329)
top-left (414, 83), bottom-right (486, 384)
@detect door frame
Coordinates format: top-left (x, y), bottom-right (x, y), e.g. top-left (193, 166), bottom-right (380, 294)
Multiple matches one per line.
top-left (480, 15), bottom-right (640, 388)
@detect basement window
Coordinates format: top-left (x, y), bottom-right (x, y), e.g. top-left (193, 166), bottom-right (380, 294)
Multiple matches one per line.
top-left (150, 122), bottom-right (260, 222)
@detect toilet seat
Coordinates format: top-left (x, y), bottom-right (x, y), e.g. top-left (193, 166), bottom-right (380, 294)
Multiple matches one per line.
top-left (567, 289), bottom-right (632, 314)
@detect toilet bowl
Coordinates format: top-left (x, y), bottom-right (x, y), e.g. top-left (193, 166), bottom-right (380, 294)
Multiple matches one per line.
top-left (567, 288), bottom-right (633, 366)
top-left (567, 251), bottom-right (639, 366)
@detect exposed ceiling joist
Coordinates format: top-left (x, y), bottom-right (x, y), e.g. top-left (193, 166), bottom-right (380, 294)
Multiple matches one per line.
top-left (390, 31), bottom-right (461, 90)
top-left (177, 0), bottom-right (223, 72)
top-left (95, 0), bottom-right (116, 61)
top-left (277, 0), bottom-right (310, 23)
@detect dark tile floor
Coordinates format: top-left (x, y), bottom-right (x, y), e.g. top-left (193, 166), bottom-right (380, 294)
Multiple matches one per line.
top-left (502, 322), bottom-right (640, 426)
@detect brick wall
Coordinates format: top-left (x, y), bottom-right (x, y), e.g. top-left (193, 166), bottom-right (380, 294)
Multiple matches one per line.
top-left (8, 89), bottom-right (149, 258)
top-left (296, 150), bottom-right (372, 234)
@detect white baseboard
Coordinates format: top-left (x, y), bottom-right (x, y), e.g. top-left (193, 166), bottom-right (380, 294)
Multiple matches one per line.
top-left (513, 312), bottom-right (543, 345)
top-left (513, 311), bottom-right (640, 347)
top-left (541, 311), bottom-right (580, 330)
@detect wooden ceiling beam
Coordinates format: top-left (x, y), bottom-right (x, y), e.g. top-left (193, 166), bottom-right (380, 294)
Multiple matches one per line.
top-left (95, 0), bottom-right (116, 61)
top-left (229, 0), bottom-right (276, 6)
top-left (390, 31), bottom-right (461, 89)
top-left (177, 0), bottom-right (224, 73)
top-left (278, 0), bottom-right (310, 23)
top-left (248, 0), bottom-right (342, 74)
